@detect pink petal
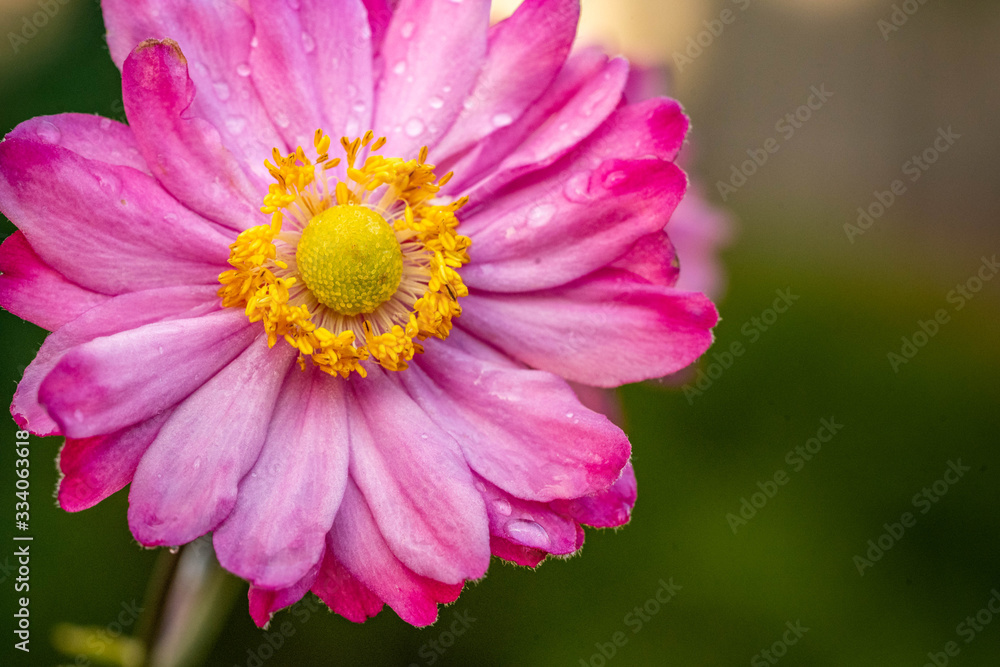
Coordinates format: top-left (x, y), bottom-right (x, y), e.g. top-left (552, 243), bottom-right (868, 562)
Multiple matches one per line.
top-left (57, 410), bottom-right (173, 512)
top-left (477, 476), bottom-right (580, 556)
top-left (127, 338), bottom-right (295, 547)
top-left (11, 285), bottom-right (220, 437)
top-left (669, 185), bottom-right (734, 298)
top-left (608, 230), bottom-right (680, 288)
top-left (362, 0), bottom-right (394, 56)
top-left (39, 309), bottom-right (259, 439)
top-left (462, 158), bottom-right (687, 292)
top-left (402, 328), bottom-right (630, 503)
top-left (489, 536), bottom-right (546, 568)
top-left (0, 133), bottom-right (233, 296)
top-left (247, 0), bottom-right (373, 147)
top-left (121, 40), bottom-right (266, 232)
top-left (327, 480), bottom-right (462, 627)
top-left (0, 231), bottom-right (108, 332)
top-left (551, 462), bottom-right (637, 528)
top-left (6, 113), bottom-right (149, 173)
top-left (374, 0), bottom-right (490, 158)
top-left (568, 382), bottom-right (624, 427)
top-left (311, 550), bottom-right (384, 624)
top-left (103, 0), bottom-right (283, 187)
top-left (347, 368), bottom-right (490, 584)
top-left (248, 562), bottom-right (320, 629)
top-left (214, 368), bottom-right (350, 589)
top-left (433, 0), bottom-right (579, 162)
top-left (458, 268), bottom-right (719, 387)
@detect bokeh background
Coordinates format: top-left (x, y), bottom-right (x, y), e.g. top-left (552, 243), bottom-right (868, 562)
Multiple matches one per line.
top-left (2, 0), bottom-right (999, 665)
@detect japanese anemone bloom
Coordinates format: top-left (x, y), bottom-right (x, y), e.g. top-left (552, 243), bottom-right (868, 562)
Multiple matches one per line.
top-left (0, 0), bottom-right (718, 627)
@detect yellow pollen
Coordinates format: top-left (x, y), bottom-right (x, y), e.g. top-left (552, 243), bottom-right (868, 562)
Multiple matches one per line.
top-left (296, 206), bottom-right (403, 315)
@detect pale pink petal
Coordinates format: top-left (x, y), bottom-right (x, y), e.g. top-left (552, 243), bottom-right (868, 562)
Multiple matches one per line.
top-left (402, 329), bottom-right (629, 502)
top-left (247, 0), bottom-right (373, 148)
top-left (103, 0), bottom-right (283, 185)
top-left (214, 368), bottom-right (349, 589)
top-left (462, 158), bottom-right (687, 292)
top-left (57, 411), bottom-right (173, 512)
top-left (121, 40), bottom-right (266, 231)
top-left (327, 480), bottom-right (462, 627)
top-left (0, 232), bottom-right (108, 332)
top-left (11, 286), bottom-right (220, 437)
top-left (248, 562), bottom-right (320, 628)
top-left (347, 368), bottom-right (490, 584)
top-left (311, 550), bottom-right (384, 624)
top-left (374, 0), bottom-right (490, 158)
top-left (551, 462), bottom-right (637, 528)
top-left (127, 339), bottom-right (296, 547)
top-left (477, 477), bottom-right (580, 556)
top-left (39, 310), bottom-right (259, 439)
top-left (433, 0), bottom-right (579, 162)
top-left (0, 133), bottom-right (232, 296)
top-left (459, 268), bottom-right (718, 387)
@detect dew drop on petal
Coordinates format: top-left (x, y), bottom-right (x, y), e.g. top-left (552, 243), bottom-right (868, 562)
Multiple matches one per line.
top-left (494, 498), bottom-right (512, 516)
top-left (250, 36), bottom-right (259, 48)
top-left (213, 82), bottom-right (231, 101)
top-left (563, 172), bottom-right (592, 203)
top-left (400, 21), bottom-right (415, 38)
top-left (35, 121), bottom-right (61, 144)
top-left (492, 113), bottom-right (514, 128)
top-left (527, 204), bottom-right (555, 228)
top-left (603, 170), bottom-right (627, 188)
top-left (428, 96), bottom-right (444, 110)
top-left (393, 61), bottom-right (406, 76)
top-left (99, 117), bottom-right (112, 131)
top-left (236, 63), bottom-right (251, 77)
top-left (352, 100), bottom-right (366, 114)
top-left (274, 112), bottom-right (291, 129)
top-left (301, 32), bottom-right (315, 53)
top-left (506, 520), bottom-right (550, 549)
top-left (404, 118), bottom-right (425, 138)
top-left (225, 117), bottom-right (247, 134)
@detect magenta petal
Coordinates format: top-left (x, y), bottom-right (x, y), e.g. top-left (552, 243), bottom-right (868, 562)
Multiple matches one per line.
top-left (609, 230), bottom-right (681, 288)
top-left (57, 411), bottom-right (172, 513)
top-left (327, 480), bottom-right (462, 627)
top-left (434, 0), bottom-right (579, 162)
top-left (374, 0), bottom-right (490, 158)
top-left (551, 462), bottom-right (637, 529)
top-left (11, 286), bottom-right (220, 437)
top-left (214, 369), bottom-right (349, 589)
top-left (39, 310), bottom-right (258, 439)
top-left (462, 158), bottom-right (687, 292)
top-left (403, 329), bottom-right (630, 503)
top-left (0, 133), bottom-right (232, 296)
top-left (347, 369), bottom-right (490, 584)
top-left (459, 268), bottom-right (719, 387)
top-left (127, 339), bottom-right (295, 547)
top-left (477, 477), bottom-right (580, 556)
top-left (247, 0), bottom-right (373, 147)
top-left (361, 0), bottom-right (394, 56)
top-left (121, 40), bottom-right (266, 231)
top-left (0, 232), bottom-right (108, 332)
top-left (489, 536), bottom-right (547, 568)
top-left (103, 0), bottom-right (283, 187)
top-left (6, 113), bottom-right (149, 173)
top-left (247, 562), bottom-right (319, 629)
top-left (311, 550), bottom-right (384, 624)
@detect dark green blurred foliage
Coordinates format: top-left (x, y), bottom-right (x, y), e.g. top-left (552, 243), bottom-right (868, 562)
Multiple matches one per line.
top-left (1, 1), bottom-right (998, 665)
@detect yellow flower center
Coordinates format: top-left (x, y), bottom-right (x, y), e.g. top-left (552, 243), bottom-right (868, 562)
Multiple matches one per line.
top-left (296, 206), bottom-right (403, 316)
top-left (217, 130), bottom-right (471, 378)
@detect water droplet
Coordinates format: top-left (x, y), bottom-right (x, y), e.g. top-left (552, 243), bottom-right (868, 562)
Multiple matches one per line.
top-left (250, 36), bottom-right (259, 48)
top-left (492, 113), bottom-right (514, 128)
top-left (393, 61), bottom-right (406, 76)
top-left (193, 457), bottom-right (201, 470)
top-left (352, 100), bottom-right (366, 114)
top-left (225, 116), bottom-right (247, 134)
top-left (404, 118), bottom-right (425, 137)
top-left (506, 520), bottom-right (550, 549)
top-left (99, 117), bottom-right (112, 130)
top-left (505, 226), bottom-right (516, 240)
top-left (212, 82), bottom-right (231, 101)
top-left (442, 85), bottom-right (452, 94)
top-left (158, 346), bottom-right (164, 355)
top-left (563, 172), bottom-right (592, 203)
top-left (400, 21), bottom-right (415, 38)
top-left (274, 112), bottom-right (290, 129)
top-left (35, 121), bottom-right (61, 144)
top-left (168, 546), bottom-right (179, 554)
top-left (494, 498), bottom-right (512, 516)
top-left (603, 170), bottom-right (627, 188)
top-left (236, 63), bottom-right (251, 77)
top-left (566, 412), bottom-right (574, 419)
top-left (527, 204), bottom-right (555, 228)
top-left (301, 32), bottom-right (315, 53)
top-left (420, 433), bottom-right (428, 439)
top-left (428, 96), bottom-right (444, 110)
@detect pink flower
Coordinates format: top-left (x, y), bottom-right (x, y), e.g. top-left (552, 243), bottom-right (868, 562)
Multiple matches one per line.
top-left (0, 0), bottom-right (717, 627)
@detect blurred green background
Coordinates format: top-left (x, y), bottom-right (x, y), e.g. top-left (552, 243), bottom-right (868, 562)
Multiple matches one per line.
top-left (1, 0), bottom-right (999, 665)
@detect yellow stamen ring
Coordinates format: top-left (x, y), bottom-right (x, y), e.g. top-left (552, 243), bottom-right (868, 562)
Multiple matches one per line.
top-left (217, 131), bottom-right (471, 378)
